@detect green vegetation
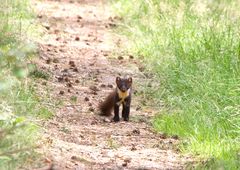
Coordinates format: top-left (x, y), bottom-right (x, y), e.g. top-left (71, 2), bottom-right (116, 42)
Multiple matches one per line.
top-left (29, 69), bottom-right (50, 80)
top-left (0, 0), bottom-right (48, 169)
top-left (70, 96), bottom-right (78, 103)
top-left (112, 0), bottom-right (240, 169)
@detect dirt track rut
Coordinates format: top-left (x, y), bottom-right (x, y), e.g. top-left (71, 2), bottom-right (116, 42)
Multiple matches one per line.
top-left (33, 0), bottom-right (192, 169)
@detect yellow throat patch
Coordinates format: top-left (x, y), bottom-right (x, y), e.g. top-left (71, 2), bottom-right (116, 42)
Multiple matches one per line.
top-left (117, 88), bottom-right (130, 105)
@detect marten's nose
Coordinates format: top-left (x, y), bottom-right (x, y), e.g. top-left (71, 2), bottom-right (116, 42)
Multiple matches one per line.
top-left (121, 86), bottom-right (127, 92)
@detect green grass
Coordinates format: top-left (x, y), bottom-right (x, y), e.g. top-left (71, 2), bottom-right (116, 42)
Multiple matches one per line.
top-left (0, 0), bottom-right (48, 169)
top-left (29, 69), bottom-right (50, 80)
top-left (112, 0), bottom-right (240, 169)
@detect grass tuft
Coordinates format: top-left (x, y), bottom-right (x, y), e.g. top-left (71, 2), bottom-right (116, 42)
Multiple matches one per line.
top-left (112, 0), bottom-right (240, 169)
top-left (29, 69), bottom-right (50, 80)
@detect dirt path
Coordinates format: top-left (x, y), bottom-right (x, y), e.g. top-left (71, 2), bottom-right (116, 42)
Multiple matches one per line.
top-left (33, 0), bottom-right (191, 169)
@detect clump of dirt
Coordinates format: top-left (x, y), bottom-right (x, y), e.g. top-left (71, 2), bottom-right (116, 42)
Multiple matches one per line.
top-left (32, 0), bottom-right (193, 169)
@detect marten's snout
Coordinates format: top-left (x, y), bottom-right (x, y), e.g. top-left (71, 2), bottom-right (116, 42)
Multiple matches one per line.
top-left (121, 86), bottom-right (127, 92)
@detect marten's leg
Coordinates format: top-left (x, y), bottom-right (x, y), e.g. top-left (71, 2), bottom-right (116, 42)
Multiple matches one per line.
top-left (123, 97), bottom-right (131, 121)
top-left (113, 104), bottom-right (120, 122)
top-left (122, 103), bottom-right (126, 119)
top-left (123, 105), bottom-right (130, 121)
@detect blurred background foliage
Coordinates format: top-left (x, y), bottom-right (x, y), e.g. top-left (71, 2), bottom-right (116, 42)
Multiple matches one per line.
top-left (0, 0), bottom-right (42, 169)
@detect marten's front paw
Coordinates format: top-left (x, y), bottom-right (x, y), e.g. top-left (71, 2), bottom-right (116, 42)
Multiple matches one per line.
top-left (123, 117), bottom-right (129, 121)
top-left (113, 116), bottom-right (120, 122)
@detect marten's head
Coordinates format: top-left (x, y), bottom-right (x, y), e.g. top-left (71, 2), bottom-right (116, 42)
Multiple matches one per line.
top-left (116, 77), bottom-right (132, 92)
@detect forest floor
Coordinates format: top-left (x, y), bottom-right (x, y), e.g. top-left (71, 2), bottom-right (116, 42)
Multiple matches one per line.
top-left (32, 0), bottom-right (193, 169)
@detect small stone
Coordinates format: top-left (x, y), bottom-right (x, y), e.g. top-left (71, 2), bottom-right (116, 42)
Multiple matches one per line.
top-left (107, 84), bottom-right (113, 88)
top-left (71, 156), bottom-right (77, 160)
top-left (89, 85), bottom-right (99, 91)
top-left (147, 83), bottom-right (152, 87)
top-left (109, 23), bottom-right (116, 27)
top-left (59, 91), bottom-right (64, 95)
top-left (77, 15), bottom-right (82, 19)
top-left (129, 55), bottom-right (134, 59)
top-left (91, 91), bottom-right (98, 95)
top-left (57, 77), bottom-right (64, 82)
top-left (67, 83), bottom-right (72, 88)
top-left (69, 61), bottom-right (75, 67)
top-left (132, 129), bottom-right (140, 135)
top-left (45, 26), bottom-right (50, 30)
top-left (75, 37), bottom-right (80, 41)
top-left (159, 133), bottom-right (168, 139)
top-left (73, 68), bottom-right (78, 72)
top-left (122, 162), bottom-right (127, 167)
top-left (89, 107), bottom-right (94, 112)
top-left (131, 145), bottom-right (137, 151)
top-left (64, 77), bottom-right (69, 82)
top-left (108, 17), bottom-right (113, 21)
top-left (113, 16), bottom-right (122, 20)
top-left (138, 66), bottom-right (145, 72)
top-left (136, 106), bottom-right (141, 111)
top-left (118, 56), bottom-right (124, 60)
top-left (88, 102), bottom-right (92, 106)
top-left (53, 58), bottom-right (59, 63)
top-left (54, 29), bottom-right (60, 34)
top-left (84, 97), bottom-right (89, 101)
top-left (91, 120), bottom-right (97, 125)
top-left (124, 158), bottom-right (131, 163)
top-left (62, 69), bottom-right (68, 72)
top-left (100, 84), bottom-right (106, 88)
top-left (75, 79), bottom-right (80, 83)
top-left (42, 82), bottom-right (47, 86)
top-left (89, 62), bottom-right (95, 66)
top-left (37, 14), bottom-right (42, 19)
top-left (133, 90), bottom-right (138, 95)
top-left (46, 58), bottom-right (51, 64)
top-left (172, 135), bottom-right (179, 140)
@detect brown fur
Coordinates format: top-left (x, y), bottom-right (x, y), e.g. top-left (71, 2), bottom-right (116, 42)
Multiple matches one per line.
top-left (98, 91), bottom-right (116, 116)
top-left (99, 77), bottom-right (132, 117)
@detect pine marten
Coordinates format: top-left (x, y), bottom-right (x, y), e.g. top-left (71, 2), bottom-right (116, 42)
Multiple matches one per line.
top-left (99, 77), bottom-right (132, 122)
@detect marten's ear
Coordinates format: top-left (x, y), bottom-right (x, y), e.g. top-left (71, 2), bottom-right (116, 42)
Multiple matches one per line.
top-left (116, 76), bottom-right (121, 84)
top-left (128, 77), bottom-right (132, 84)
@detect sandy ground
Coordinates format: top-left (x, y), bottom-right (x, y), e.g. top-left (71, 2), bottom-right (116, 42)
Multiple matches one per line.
top-left (31, 0), bottom-right (193, 169)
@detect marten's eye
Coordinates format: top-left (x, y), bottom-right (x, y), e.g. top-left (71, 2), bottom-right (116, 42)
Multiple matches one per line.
top-left (116, 77), bottom-right (121, 83)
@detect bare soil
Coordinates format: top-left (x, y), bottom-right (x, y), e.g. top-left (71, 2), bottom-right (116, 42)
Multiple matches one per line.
top-left (32, 0), bottom-right (192, 169)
